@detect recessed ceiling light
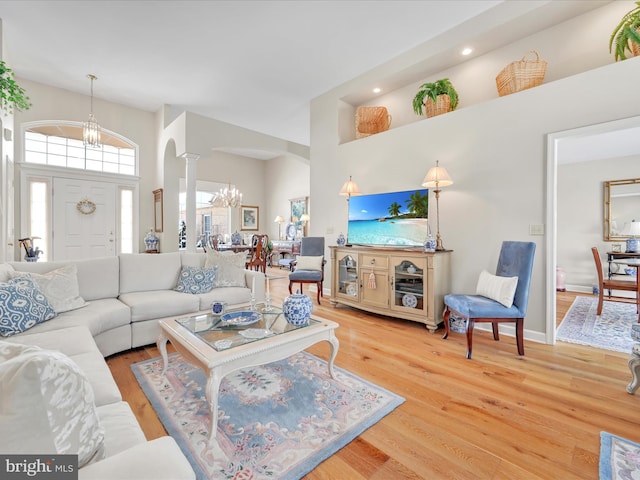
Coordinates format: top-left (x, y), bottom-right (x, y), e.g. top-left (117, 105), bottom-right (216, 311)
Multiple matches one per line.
top-left (461, 47), bottom-right (473, 56)
top-left (373, 87), bottom-right (381, 93)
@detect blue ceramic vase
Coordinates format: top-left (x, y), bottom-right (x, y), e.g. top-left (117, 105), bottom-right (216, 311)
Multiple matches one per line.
top-left (144, 229), bottom-right (159, 251)
top-left (283, 291), bottom-right (313, 325)
top-left (336, 233), bottom-right (346, 246)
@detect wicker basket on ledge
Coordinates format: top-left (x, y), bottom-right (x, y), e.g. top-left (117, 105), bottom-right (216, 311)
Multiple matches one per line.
top-left (496, 50), bottom-right (547, 97)
top-left (355, 106), bottom-right (392, 139)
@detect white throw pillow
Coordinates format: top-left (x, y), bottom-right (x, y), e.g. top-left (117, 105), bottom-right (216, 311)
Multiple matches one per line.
top-left (11, 264), bottom-right (87, 313)
top-left (204, 250), bottom-right (247, 287)
top-left (0, 342), bottom-right (105, 467)
top-left (295, 255), bottom-right (323, 271)
top-left (476, 270), bottom-right (519, 308)
top-left (0, 263), bottom-right (14, 282)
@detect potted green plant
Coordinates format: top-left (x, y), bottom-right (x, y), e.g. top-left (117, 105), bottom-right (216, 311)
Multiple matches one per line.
top-left (610, 1), bottom-right (640, 61)
top-left (0, 61), bottom-right (31, 114)
top-left (412, 78), bottom-right (459, 118)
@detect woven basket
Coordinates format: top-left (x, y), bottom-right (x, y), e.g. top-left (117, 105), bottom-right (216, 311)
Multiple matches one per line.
top-left (424, 94), bottom-right (451, 118)
top-left (356, 106), bottom-right (392, 138)
top-left (496, 50), bottom-right (547, 97)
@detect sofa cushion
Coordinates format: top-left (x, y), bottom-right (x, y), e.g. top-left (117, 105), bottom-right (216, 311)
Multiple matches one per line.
top-left (174, 266), bottom-right (217, 294)
top-left (120, 253), bottom-right (182, 294)
top-left (0, 341), bottom-right (105, 467)
top-left (205, 250), bottom-right (247, 287)
top-left (95, 401), bottom-right (147, 457)
top-left (0, 277), bottom-right (57, 336)
top-left (11, 264), bottom-right (87, 313)
top-left (119, 290), bottom-right (200, 322)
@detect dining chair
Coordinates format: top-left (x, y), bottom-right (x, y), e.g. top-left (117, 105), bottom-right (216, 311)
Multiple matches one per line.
top-left (246, 234), bottom-right (269, 274)
top-left (288, 237), bottom-right (325, 304)
top-left (442, 241), bottom-right (536, 359)
top-left (591, 246), bottom-right (639, 319)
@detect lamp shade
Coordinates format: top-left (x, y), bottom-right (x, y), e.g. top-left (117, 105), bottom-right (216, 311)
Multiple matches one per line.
top-left (274, 215), bottom-right (284, 223)
top-left (339, 176), bottom-right (362, 197)
top-left (422, 161), bottom-right (453, 188)
top-left (300, 214), bottom-right (310, 222)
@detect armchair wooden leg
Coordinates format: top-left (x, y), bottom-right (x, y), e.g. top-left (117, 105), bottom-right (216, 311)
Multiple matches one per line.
top-left (442, 307), bottom-right (451, 339)
top-left (491, 322), bottom-right (500, 341)
top-left (516, 318), bottom-right (525, 356)
top-left (466, 319), bottom-right (475, 360)
top-left (316, 282), bottom-right (321, 304)
top-left (288, 281), bottom-right (293, 295)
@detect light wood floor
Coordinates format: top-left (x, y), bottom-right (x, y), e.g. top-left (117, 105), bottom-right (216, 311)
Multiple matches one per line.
top-left (107, 274), bottom-right (640, 479)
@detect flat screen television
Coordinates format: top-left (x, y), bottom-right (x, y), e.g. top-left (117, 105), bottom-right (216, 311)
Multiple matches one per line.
top-left (347, 189), bottom-right (430, 247)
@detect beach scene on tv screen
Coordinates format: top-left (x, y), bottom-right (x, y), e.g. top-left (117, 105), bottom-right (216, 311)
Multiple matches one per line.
top-left (348, 189), bottom-right (430, 246)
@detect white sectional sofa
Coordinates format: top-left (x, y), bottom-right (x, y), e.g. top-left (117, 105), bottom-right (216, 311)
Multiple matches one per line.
top-left (0, 251), bottom-right (266, 479)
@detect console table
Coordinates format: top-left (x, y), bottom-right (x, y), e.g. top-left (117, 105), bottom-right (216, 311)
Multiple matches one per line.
top-left (270, 240), bottom-right (301, 268)
top-left (330, 246), bottom-right (451, 332)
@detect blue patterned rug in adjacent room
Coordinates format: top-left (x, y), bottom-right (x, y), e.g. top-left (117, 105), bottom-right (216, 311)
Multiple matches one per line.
top-left (131, 352), bottom-right (405, 480)
top-left (600, 431), bottom-right (640, 479)
top-left (556, 296), bottom-right (636, 353)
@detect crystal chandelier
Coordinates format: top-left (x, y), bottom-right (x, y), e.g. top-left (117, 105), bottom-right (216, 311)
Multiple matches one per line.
top-left (83, 74), bottom-right (101, 148)
top-left (210, 182), bottom-right (242, 208)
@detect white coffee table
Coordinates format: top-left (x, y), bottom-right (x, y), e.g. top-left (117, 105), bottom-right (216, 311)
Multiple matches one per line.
top-left (157, 305), bottom-right (339, 442)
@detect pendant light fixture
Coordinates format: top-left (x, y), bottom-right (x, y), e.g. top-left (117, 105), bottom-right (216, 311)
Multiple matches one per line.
top-left (83, 74), bottom-right (101, 148)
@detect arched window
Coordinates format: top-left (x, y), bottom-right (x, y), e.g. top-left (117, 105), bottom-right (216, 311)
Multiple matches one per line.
top-left (23, 122), bottom-right (137, 175)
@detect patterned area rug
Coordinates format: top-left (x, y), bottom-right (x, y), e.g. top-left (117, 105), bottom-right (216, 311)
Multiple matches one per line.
top-left (131, 352), bottom-right (404, 480)
top-left (556, 296), bottom-right (636, 353)
top-left (599, 431), bottom-right (640, 479)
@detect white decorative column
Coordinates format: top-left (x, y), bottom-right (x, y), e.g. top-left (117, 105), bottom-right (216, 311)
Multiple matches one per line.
top-left (181, 153), bottom-right (199, 253)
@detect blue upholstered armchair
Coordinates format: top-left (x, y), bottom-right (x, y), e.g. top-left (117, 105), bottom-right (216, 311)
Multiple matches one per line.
top-left (288, 237), bottom-right (325, 304)
top-left (442, 241), bottom-right (536, 359)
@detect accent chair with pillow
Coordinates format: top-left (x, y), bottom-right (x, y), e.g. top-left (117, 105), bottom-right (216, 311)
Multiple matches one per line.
top-left (288, 237), bottom-right (326, 304)
top-left (442, 241), bottom-right (536, 359)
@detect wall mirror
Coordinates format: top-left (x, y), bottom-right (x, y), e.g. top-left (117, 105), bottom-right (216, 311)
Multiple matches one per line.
top-left (604, 178), bottom-right (640, 241)
top-left (290, 196), bottom-right (309, 238)
top-left (153, 188), bottom-right (163, 232)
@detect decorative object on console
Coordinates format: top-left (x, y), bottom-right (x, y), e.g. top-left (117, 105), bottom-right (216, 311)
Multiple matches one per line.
top-left (274, 215), bottom-right (284, 240)
top-left (283, 291), bottom-right (313, 325)
top-left (82, 74), bottom-right (101, 148)
top-left (355, 106), bottom-right (392, 138)
top-left (610, 1), bottom-right (640, 61)
top-left (422, 161), bottom-right (453, 251)
top-left (626, 220), bottom-right (640, 253)
top-left (18, 237), bottom-right (42, 262)
top-left (412, 78), bottom-right (459, 117)
top-left (209, 182), bottom-right (242, 208)
top-left (144, 229), bottom-right (159, 252)
top-left (230, 231), bottom-right (242, 245)
top-left (424, 226), bottom-right (436, 252)
top-left (337, 232), bottom-right (346, 246)
top-left (556, 266), bottom-right (567, 292)
top-left (496, 50), bottom-right (547, 97)
top-left (285, 223), bottom-right (297, 241)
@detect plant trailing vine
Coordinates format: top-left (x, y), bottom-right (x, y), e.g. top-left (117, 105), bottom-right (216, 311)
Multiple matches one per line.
top-left (0, 60), bottom-right (31, 114)
top-left (610, 1), bottom-right (640, 61)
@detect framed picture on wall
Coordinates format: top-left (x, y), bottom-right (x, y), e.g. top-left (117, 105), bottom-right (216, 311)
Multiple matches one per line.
top-left (240, 205), bottom-right (259, 231)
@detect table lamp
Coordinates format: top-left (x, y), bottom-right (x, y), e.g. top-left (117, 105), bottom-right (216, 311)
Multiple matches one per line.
top-left (422, 161), bottom-right (453, 251)
top-left (274, 215), bottom-right (284, 240)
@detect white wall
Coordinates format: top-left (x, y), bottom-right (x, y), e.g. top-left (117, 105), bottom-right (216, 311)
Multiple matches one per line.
top-left (310, 2), bottom-right (640, 339)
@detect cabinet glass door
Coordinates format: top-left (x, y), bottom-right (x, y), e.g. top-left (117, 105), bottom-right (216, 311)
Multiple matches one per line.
top-left (392, 259), bottom-right (425, 312)
top-left (337, 254), bottom-right (359, 298)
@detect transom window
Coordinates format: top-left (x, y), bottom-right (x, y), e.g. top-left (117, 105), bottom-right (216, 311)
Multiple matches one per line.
top-left (24, 123), bottom-right (136, 175)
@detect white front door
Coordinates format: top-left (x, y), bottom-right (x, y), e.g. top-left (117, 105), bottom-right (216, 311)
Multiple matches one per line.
top-left (53, 178), bottom-right (116, 260)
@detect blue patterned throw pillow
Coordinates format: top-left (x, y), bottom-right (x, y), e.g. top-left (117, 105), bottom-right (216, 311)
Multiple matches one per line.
top-left (174, 266), bottom-right (217, 294)
top-left (0, 277), bottom-right (57, 336)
